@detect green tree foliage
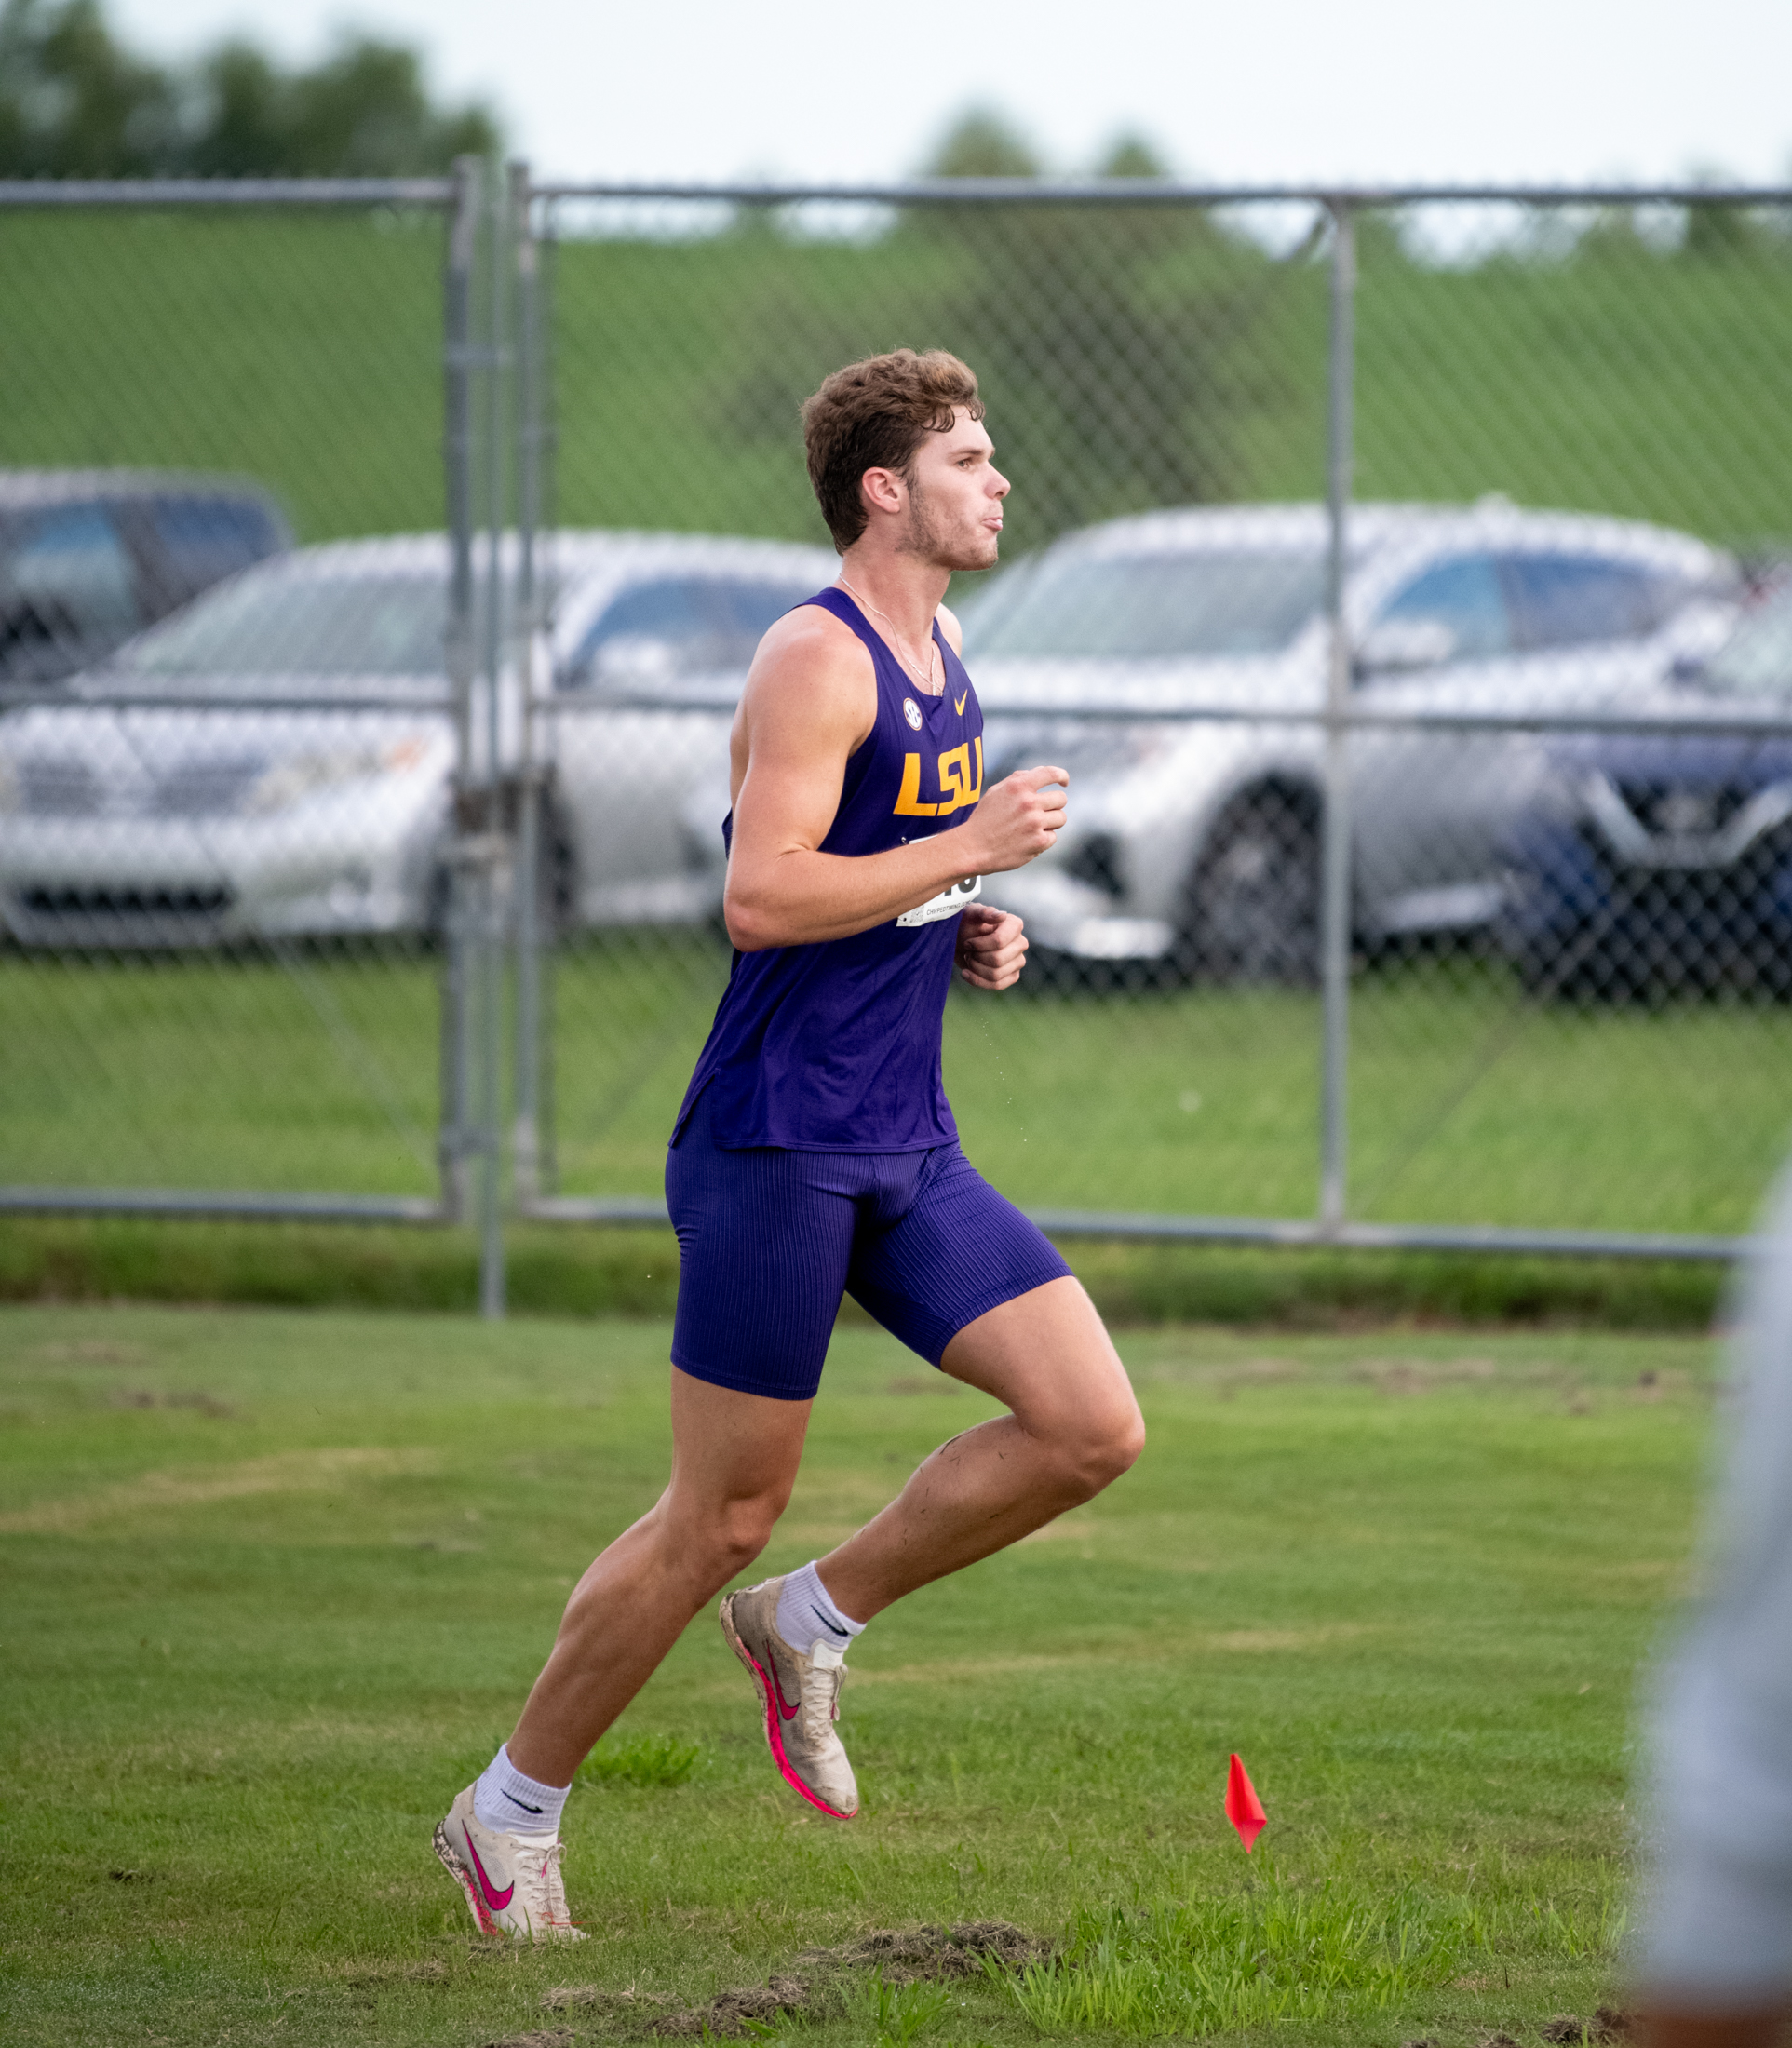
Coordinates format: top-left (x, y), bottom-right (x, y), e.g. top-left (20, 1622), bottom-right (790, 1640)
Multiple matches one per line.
top-left (0, 0), bottom-right (179, 175)
top-left (702, 107), bottom-right (1314, 551)
top-left (0, 0), bottom-right (499, 177)
top-left (905, 109), bottom-right (1311, 540)
top-left (1095, 132), bottom-right (1171, 181)
top-left (922, 106), bottom-right (1042, 181)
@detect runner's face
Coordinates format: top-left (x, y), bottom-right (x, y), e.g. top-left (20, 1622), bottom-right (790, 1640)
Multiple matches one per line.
top-left (899, 411), bottom-right (1008, 573)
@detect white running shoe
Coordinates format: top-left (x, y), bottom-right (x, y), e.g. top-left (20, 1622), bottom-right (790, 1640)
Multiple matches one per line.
top-left (720, 1575), bottom-right (859, 1819)
top-left (433, 1785), bottom-right (586, 1942)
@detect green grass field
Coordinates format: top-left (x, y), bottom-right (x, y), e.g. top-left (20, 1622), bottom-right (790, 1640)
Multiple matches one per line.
top-left (7, 943), bottom-right (1791, 1239)
top-left (3, 1302), bottom-right (1718, 2046)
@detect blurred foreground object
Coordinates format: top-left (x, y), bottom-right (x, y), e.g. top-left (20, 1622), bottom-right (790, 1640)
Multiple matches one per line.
top-left (1636, 1165), bottom-right (1792, 2045)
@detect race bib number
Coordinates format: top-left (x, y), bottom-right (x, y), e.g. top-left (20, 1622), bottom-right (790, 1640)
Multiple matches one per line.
top-left (896, 874), bottom-right (982, 927)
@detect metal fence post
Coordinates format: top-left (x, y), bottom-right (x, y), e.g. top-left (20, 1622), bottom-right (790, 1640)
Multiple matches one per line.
top-left (1319, 199), bottom-right (1356, 1233)
top-left (475, 156), bottom-right (511, 1320)
top-left (439, 155), bottom-right (481, 1227)
top-left (509, 160), bottom-right (546, 1212)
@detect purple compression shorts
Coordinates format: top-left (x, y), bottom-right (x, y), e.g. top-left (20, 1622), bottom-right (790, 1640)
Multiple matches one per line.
top-left (666, 1085), bottom-right (1072, 1402)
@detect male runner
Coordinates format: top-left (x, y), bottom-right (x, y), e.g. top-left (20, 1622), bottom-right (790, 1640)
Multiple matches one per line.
top-left (434, 348), bottom-right (1144, 1940)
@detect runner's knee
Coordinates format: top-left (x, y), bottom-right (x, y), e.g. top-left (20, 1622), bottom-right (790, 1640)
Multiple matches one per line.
top-left (1055, 1397), bottom-right (1145, 1496)
top-left (684, 1488), bottom-right (788, 1577)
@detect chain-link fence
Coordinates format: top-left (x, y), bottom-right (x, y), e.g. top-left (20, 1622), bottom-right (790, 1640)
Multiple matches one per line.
top-left (0, 171), bottom-right (501, 1248)
top-left (7, 170), bottom-right (1792, 1302)
top-left (526, 181), bottom-right (1792, 1265)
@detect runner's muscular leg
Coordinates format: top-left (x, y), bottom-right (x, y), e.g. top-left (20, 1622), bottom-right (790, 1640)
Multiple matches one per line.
top-left (815, 1275), bottom-right (1142, 1623)
top-left (507, 1368), bottom-right (812, 1786)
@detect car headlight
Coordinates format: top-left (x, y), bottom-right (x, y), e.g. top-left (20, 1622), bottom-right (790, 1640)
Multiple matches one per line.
top-left (243, 734), bottom-right (434, 815)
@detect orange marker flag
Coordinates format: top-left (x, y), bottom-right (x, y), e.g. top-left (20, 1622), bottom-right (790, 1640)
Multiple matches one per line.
top-left (1225, 1752), bottom-right (1266, 1852)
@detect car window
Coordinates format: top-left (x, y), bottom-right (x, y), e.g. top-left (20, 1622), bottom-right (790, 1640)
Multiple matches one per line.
top-left (963, 551), bottom-right (1326, 661)
top-left (120, 573), bottom-right (447, 679)
top-left (1703, 583), bottom-right (1792, 699)
top-left (1502, 553), bottom-right (1677, 650)
top-left (565, 575), bottom-right (811, 688)
top-left (1376, 555), bottom-right (1511, 662)
top-left (143, 496), bottom-right (285, 607)
top-left (0, 502), bottom-right (141, 676)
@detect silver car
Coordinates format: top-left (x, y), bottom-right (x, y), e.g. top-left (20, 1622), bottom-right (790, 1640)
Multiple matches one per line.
top-left (0, 530), bottom-right (834, 946)
top-left (955, 502), bottom-right (1739, 977)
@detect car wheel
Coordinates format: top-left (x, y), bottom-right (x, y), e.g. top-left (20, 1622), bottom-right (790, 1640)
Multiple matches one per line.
top-left (1178, 782), bottom-right (1322, 984)
top-left (532, 804), bottom-right (577, 941)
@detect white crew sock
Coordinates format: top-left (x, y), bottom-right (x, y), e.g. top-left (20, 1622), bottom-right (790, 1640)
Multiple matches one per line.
top-left (775, 1559), bottom-right (866, 1659)
top-left (473, 1743), bottom-right (569, 1841)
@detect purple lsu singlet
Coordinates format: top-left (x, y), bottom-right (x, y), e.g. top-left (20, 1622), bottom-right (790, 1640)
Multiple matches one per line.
top-left (675, 586), bottom-right (986, 1151)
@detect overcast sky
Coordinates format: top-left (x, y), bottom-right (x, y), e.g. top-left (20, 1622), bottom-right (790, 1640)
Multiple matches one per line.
top-left (113, 0), bottom-right (1792, 191)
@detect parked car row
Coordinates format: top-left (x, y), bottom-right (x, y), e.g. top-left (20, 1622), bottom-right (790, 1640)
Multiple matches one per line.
top-left (0, 528), bottom-right (830, 948)
top-left (1, 470), bottom-right (289, 685)
top-left (1495, 575), bottom-right (1792, 998)
top-left (952, 501), bottom-right (1741, 977)
top-left (3, 478), bottom-right (1788, 999)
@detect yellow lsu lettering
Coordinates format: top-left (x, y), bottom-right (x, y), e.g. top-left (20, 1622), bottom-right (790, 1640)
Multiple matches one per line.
top-left (894, 736), bottom-right (983, 818)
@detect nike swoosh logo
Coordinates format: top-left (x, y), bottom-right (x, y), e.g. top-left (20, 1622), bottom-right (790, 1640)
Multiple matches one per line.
top-left (772, 1664), bottom-right (802, 1722)
top-left (502, 1790), bottom-right (544, 1813)
top-left (954, 692), bottom-right (968, 714)
top-left (463, 1831), bottom-right (514, 1913)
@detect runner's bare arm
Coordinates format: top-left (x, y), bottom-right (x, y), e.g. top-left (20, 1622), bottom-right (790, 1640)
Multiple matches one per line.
top-left (724, 608), bottom-right (1066, 952)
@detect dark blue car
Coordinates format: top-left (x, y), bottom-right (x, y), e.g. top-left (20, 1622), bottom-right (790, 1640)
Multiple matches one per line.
top-left (1497, 583), bottom-right (1792, 998)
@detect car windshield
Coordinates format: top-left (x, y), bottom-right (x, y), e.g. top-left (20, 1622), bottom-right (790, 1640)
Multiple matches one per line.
top-left (1704, 585), bottom-right (1792, 700)
top-left (963, 549), bottom-right (1325, 661)
top-left (566, 574), bottom-right (814, 689)
top-left (117, 573), bottom-right (447, 680)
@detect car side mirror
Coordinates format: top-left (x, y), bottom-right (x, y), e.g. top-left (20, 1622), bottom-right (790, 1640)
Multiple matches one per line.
top-left (1354, 618), bottom-right (1459, 677)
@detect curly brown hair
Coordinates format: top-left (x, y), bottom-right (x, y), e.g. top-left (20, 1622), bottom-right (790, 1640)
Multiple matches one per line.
top-left (801, 348), bottom-right (985, 554)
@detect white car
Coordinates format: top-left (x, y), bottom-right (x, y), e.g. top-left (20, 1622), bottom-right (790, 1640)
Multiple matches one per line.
top-left (0, 530), bottom-right (834, 946)
top-left (951, 501), bottom-right (1740, 977)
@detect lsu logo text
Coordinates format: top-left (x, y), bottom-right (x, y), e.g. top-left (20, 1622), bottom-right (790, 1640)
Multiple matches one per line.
top-left (895, 737), bottom-right (984, 818)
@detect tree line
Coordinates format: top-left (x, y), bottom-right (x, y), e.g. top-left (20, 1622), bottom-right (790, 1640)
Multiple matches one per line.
top-left (0, 0), bottom-right (499, 179)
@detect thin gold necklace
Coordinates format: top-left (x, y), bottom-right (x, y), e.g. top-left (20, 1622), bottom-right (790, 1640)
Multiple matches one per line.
top-left (838, 576), bottom-right (939, 694)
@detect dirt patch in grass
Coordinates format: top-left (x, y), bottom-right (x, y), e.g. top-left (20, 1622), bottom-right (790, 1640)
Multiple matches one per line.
top-left (338, 1959), bottom-right (449, 1987)
top-left (107, 1388), bottom-right (236, 1416)
top-left (542, 1921), bottom-right (1049, 2037)
top-left (799, 1919), bottom-right (1050, 1983)
top-left (0, 1444), bottom-right (438, 1532)
top-left (1542, 2013), bottom-right (1635, 2044)
top-left (645, 1977), bottom-right (814, 2038)
top-left (541, 1987), bottom-right (676, 2017)
top-left (33, 1338), bottom-right (151, 1366)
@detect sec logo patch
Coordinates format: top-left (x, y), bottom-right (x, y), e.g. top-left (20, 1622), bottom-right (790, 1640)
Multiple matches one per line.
top-left (902, 697), bottom-right (923, 731)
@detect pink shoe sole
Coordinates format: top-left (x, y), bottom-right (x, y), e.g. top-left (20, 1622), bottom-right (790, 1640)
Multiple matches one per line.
top-left (433, 1821), bottom-right (500, 1936)
top-left (721, 1602), bottom-right (856, 1820)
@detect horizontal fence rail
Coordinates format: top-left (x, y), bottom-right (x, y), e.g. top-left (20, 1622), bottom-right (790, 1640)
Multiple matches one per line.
top-left (577, 694), bottom-right (1792, 737)
top-left (0, 179), bottom-right (456, 208)
top-left (532, 179), bottom-right (1792, 207)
